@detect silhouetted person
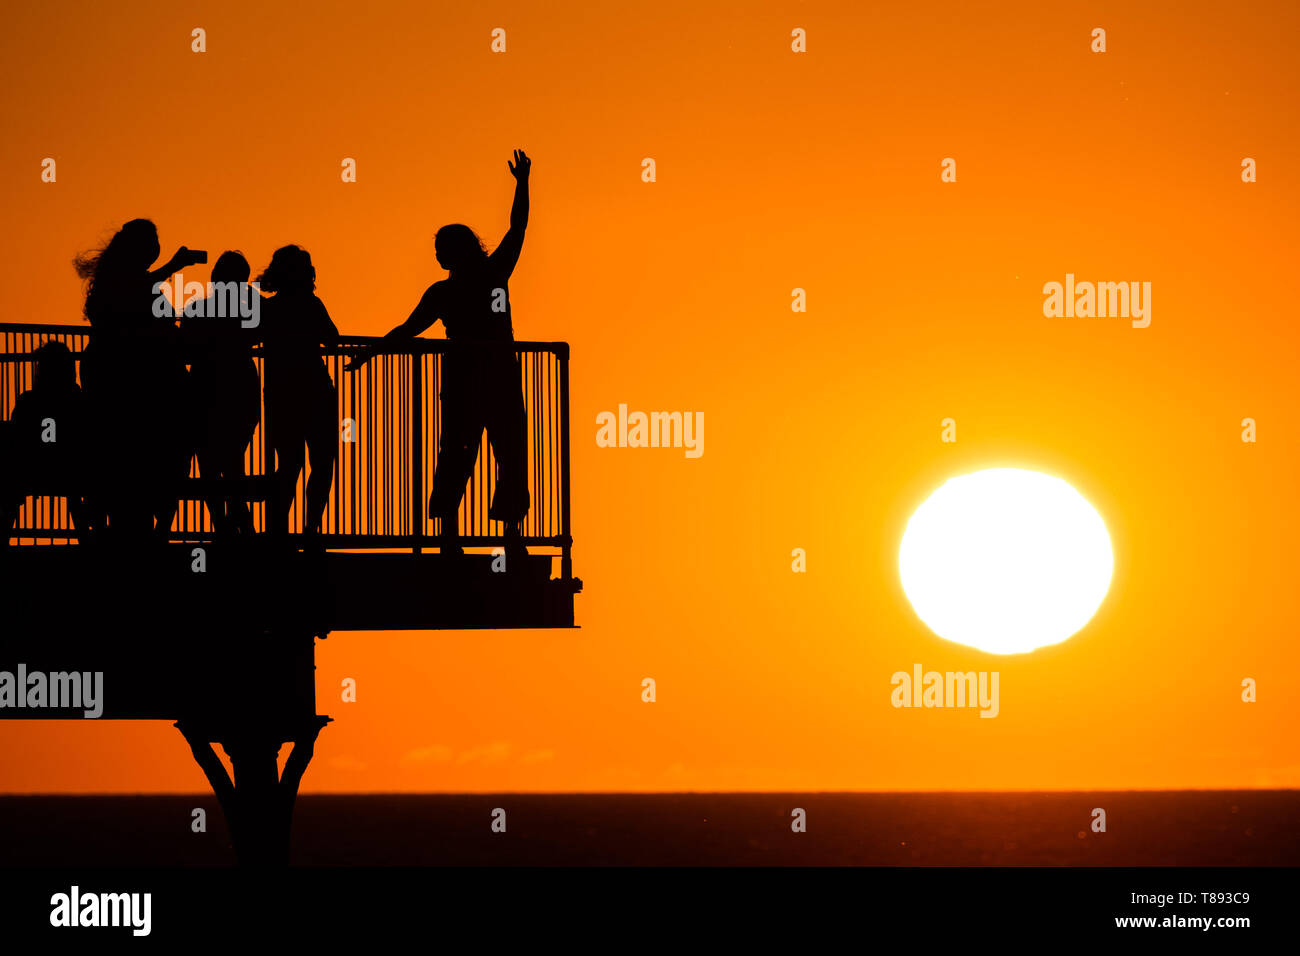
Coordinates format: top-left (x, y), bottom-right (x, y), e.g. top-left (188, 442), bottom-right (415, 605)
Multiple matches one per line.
top-left (74, 219), bottom-right (203, 539)
top-left (258, 245), bottom-right (338, 540)
top-left (348, 149), bottom-right (533, 558)
top-left (183, 251), bottom-right (262, 535)
top-left (0, 342), bottom-right (88, 548)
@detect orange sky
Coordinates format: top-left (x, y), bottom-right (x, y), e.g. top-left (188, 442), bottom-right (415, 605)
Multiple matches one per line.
top-left (1, 0), bottom-right (1298, 792)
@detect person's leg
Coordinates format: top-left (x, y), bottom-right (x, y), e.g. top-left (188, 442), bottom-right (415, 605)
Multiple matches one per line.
top-left (485, 369), bottom-right (531, 558)
top-left (45, 469), bottom-right (90, 545)
top-left (151, 457), bottom-right (185, 538)
top-left (302, 405), bottom-right (337, 537)
top-left (196, 434), bottom-right (227, 536)
top-left (486, 403), bottom-right (530, 522)
top-left (428, 396), bottom-right (482, 553)
top-left (274, 438), bottom-right (305, 535)
top-left (267, 404), bottom-right (306, 536)
top-left (153, 368), bottom-right (193, 538)
top-left (226, 420), bottom-right (257, 535)
top-left (114, 436), bottom-right (156, 541)
top-left (66, 492), bottom-right (89, 542)
top-left (78, 412), bottom-right (109, 538)
top-left (111, 376), bottom-right (156, 541)
top-left (207, 416), bottom-right (254, 536)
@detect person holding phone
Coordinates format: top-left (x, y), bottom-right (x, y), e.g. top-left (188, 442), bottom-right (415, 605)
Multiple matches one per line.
top-left (74, 219), bottom-right (206, 537)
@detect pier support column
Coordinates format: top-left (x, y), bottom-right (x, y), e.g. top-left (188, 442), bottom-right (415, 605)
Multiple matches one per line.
top-left (178, 716), bottom-right (328, 866)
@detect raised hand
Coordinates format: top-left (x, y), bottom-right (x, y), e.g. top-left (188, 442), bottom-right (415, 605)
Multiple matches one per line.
top-left (508, 149), bottom-right (531, 180)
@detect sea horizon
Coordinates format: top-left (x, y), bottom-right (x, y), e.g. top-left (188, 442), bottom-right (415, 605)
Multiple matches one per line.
top-left (3, 790), bottom-right (1295, 867)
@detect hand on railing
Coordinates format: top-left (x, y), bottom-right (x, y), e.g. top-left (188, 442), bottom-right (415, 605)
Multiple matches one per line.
top-left (343, 348), bottom-right (372, 372)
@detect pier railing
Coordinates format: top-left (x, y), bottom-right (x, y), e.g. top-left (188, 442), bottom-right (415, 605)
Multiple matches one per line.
top-left (0, 323), bottom-right (573, 579)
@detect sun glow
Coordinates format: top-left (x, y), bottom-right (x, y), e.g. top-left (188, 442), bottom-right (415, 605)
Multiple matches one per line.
top-left (899, 468), bottom-right (1114, 655)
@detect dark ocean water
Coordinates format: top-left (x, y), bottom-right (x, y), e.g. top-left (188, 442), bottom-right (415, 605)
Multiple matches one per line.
top-left (0, 791), bottom-right (1295, 866)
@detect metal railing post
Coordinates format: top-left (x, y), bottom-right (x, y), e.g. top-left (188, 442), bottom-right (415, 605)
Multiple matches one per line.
top-left (410, 350), bottom-right (423, 552)
top-left (558, 344), bottom-right (572, 581)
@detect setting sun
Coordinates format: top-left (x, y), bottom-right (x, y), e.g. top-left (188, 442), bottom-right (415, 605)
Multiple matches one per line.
top-left (899, 468), bottom-right (1114, 655)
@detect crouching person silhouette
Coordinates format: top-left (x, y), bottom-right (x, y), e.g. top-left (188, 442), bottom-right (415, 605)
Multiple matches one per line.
top-left (347, 149), bottom-right (532, 559)
top-left (1, 341), bottom-right (89, 548)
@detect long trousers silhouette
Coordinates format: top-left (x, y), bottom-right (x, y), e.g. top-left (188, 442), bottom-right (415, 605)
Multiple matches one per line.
top-left (429, 355), bottom-right (529, 535)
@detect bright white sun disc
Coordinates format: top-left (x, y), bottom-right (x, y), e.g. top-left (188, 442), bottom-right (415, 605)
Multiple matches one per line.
top-left (899, 468), bottom-right (1113, 654)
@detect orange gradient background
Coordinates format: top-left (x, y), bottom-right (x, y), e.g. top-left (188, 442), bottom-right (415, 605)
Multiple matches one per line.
top-left (1, 0), bottom-right (1297, 792)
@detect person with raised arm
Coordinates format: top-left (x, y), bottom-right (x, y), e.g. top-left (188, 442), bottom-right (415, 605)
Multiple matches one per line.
top-left (348, 150), bottom-right (533, 559)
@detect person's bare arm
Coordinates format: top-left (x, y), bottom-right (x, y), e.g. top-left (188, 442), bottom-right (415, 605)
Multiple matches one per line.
top-left (344, 285), bottom-right (440, 371)
top-left (490, 149), bottom-right (531, 279)
top-left (148, 247), bottom-right (206, 285)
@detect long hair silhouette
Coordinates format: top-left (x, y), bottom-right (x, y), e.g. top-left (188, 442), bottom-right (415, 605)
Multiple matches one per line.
top-left (74, 218), bottom-right (161, 330)
top-left (258, 244), bottom-right (338, 539)
top-left (433, 224), bottom-right (489, 272)
top-left (257, 244), bottom-right (316, 294)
